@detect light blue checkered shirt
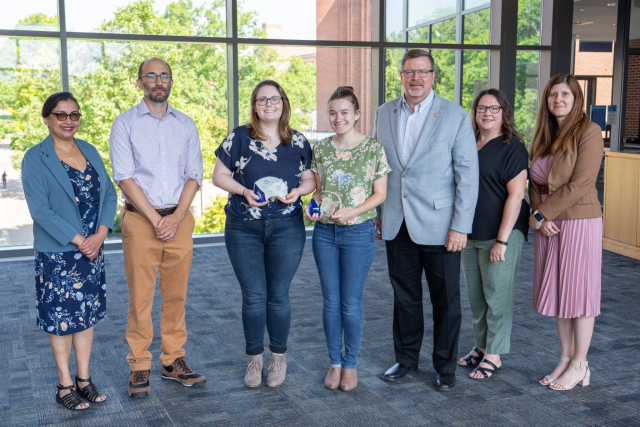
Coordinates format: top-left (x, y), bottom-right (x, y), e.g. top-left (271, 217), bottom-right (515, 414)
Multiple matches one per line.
top-left (109, 99), bottom-right (203, 208)
top-left (398, 90), bottom-right (435, 164)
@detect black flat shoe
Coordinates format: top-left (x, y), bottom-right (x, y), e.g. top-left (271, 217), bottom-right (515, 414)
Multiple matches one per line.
top-left (75, 376), bottom-right (106, 402)
top-left (383, 363), bottom-right (417, 382)
top-left (435, 373), bottom-right (456, 391)
top-left (56, 384), bottom-right (89, 411)
top-left (469, 359), bottom-right (501, 380)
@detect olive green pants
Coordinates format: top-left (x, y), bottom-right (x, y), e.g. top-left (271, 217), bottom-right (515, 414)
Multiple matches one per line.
top-left (460, 230), bottom-right (524, 355)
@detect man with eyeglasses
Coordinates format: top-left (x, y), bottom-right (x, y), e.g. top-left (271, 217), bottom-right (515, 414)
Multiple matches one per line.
top-left (109, 57), bottom-right (205, 398)
top-left (373, 49), bottom-right (479, 391)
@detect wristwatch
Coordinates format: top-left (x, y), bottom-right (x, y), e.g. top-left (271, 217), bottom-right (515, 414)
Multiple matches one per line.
top-left (533, 209), bottom-right (545, 222)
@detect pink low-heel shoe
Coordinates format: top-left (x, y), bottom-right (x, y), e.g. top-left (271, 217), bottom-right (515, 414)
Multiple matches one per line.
top-left (549, 359), bottom-right (590, 391)
top-left (539, 355), bottom-right (571, 385)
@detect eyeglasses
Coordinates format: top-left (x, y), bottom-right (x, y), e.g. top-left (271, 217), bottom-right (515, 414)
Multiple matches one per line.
top-left (256, 96), bottom-right (284, 106)
top-left (51, 112), bottom-right (81, 121)
top-left (139, 73), bottom-right (172, 83)
top-left (400, 69), bottom-right (434, 78)
top-left (476, 105), bottom-right (502, 114)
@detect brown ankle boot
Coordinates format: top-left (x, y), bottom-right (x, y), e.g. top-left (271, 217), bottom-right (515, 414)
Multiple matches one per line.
top-left (324, 367), bottom-right (341, 390)
top-left (340, 368), bottom-right (357, 392)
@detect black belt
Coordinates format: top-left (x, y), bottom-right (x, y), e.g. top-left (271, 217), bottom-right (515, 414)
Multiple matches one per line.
top-left (125, 203), bottom-right (177, 217)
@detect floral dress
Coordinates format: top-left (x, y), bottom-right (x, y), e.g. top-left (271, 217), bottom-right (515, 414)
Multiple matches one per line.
top-left (215, 125), bottom-right (312, 220)
top-left (312, 135), bottom-right (391, 225)
top-left (35, 161), bottom-right (106, 336)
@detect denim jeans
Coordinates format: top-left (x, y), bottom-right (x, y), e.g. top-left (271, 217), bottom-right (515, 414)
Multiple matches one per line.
top-left (225, 215), bottom-right (306, 355)
top-left (312, 220), bottom-right (375, 369)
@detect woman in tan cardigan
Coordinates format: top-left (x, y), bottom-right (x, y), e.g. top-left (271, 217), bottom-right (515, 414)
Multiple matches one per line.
top-left (528, 73), bottom-right (604, 391)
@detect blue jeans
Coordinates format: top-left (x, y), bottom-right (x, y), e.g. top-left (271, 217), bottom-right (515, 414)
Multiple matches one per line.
top-left (312, 220), bottom-right (375, 369)
top-left (225, 215), bottom-right (306, 355)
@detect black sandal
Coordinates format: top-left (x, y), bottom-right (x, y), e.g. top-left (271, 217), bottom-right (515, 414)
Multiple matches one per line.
top-left (469, 359), bottom-right (501, 380)
top-left (458, 347), bottom-right (485, 367)
top-left (56, 384), bottom-right (89, 410)
top-left (75, 376), bottom-right (106, 403)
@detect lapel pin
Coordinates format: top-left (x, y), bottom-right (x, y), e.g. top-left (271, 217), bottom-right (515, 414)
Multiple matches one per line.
top-left (434, 113), bottom-right (438, 117)
top-left (394, 109), bottom-right (397, 113)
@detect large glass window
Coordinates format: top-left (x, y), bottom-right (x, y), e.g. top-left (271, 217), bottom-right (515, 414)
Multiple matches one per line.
top-left (409, 0), bottom-right (456, 27)
top-left (462, 50), bottom-right (489, 112)
top-left (0, 36), bottom-right (61, 246)
top-left (518, 0), bottom-right (542, 46)
top-left (2, 1), bottom-right (58, 31)
top-left (515, 50), bottom-right (540, 147)
top-left (65, 0), bottom-right (226, 37)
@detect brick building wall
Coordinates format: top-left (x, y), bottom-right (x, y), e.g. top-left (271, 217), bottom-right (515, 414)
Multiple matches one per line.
top-left (316, 0), bottom-right (372, 134)
top-left (624, 39), bottom-right (640, 140)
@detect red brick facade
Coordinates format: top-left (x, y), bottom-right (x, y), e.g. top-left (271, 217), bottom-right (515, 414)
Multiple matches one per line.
top-left (316, 0), bottom-right (372, 134)
top-left (624, 39), bottom-right (640, 139)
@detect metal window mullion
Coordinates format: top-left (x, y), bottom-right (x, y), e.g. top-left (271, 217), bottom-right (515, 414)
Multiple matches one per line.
top-left (455, 0), bottom-right (463, 105)
top-left (226, 0), bottom-right (239, 131)
top-left (58, 0), bottom-right (69, 92)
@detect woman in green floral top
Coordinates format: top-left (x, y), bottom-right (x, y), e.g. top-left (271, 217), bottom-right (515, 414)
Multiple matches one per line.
top-left (306, 86), bottom-right (391, 392)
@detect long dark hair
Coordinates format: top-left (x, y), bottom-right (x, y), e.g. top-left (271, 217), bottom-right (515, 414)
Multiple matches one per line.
top-left (327, 86), bottom-right (360, 123)
top-left (42, 92), bottom-right (79, 118)
top-left (470, 88), bottom-right (522, 143)
top-left (246, 80), bottom-right (293, 145)
top-left (529, 73), bottom-right (589, 160)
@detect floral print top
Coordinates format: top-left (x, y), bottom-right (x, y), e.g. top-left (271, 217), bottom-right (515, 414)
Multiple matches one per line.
top-left (215, 125), bottom-right (312, 220)
top-left (312, 135), bottom-right (391, 225)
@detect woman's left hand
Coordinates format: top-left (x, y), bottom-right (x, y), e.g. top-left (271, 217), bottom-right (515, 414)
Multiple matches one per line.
top-left (278, 188), bottom-right (300, 204)
top-left (331, 208), bottom-right (356, 224)
top-left (79, 232), bottom-right (106, 261)
top-left (490, 242), bottom-right (507, 265)
top-left (529, 213), bottom-right (541, 229)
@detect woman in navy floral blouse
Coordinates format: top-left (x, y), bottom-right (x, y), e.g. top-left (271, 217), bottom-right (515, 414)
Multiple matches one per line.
top-left (22, 93), bottom-right (117, 410)
top-left (213, 80), bottom-right (316, 388)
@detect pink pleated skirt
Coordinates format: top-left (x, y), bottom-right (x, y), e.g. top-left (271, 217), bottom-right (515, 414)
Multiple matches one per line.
top-left (532, 217), bottom-right (602, 318)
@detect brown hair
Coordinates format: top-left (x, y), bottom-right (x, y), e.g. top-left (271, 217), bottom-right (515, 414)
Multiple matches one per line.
top-left (246, 80), bottom-right (293, 145)
top-left (327, 86), bottom-right (360, 122)
top-left (470, 88), bottom-right (523, 143)
top-left (529, 73), bottom-right (589, 160)
top-left (400, 49), bottom-right (435, 71)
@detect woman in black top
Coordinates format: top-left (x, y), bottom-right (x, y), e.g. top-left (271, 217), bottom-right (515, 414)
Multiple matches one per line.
top-left (457, 89), bottom-right (530, 380)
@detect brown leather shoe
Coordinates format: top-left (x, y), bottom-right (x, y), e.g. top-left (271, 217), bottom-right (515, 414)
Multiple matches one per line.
top-left (339, 368), bottom-right (357, 392)
top-left (128, 370), bottom-right (150, 398)
top-left (324, 367), bottom-right (341, 390)
top-left (161, 357), bottom-right (206, 387)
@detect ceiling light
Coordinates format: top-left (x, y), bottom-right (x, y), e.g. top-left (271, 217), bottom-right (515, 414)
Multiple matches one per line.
top-left (607, 3), bottom-right (617, 6)
top-left (575, 21), bottom-right (594, 25)
top-left (580, 8), bottom-right (585, 11)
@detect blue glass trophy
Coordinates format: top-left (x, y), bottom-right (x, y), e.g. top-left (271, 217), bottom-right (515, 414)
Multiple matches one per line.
top-left (308, 198), bottom-right (320, 214)
top-left (253, 183), bottom-right (266, 203)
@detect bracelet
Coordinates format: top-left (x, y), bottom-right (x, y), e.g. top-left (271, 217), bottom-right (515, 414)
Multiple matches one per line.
top-left (242, 188), bottom-right (248, 197)
top-left (496, 239), bottom-right (508, 246)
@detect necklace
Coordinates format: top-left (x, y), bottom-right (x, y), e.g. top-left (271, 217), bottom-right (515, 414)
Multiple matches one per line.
top-left (55, 142), bottom-right (76, 160)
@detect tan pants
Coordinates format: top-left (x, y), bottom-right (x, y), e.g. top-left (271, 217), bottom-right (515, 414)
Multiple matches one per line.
top-left (122, 209), bottom-right (195, 371)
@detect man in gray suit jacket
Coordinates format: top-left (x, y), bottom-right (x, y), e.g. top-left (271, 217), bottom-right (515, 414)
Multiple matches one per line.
top-left (373, 49), bottom-right (478, 391)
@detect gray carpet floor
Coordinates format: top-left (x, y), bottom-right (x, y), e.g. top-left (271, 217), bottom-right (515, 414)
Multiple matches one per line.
top-left (1, 229), bottom-right (639, 426)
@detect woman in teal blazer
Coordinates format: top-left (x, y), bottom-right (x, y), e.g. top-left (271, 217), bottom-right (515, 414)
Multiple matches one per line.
top-left (22, 92), bottom-right (117, 411)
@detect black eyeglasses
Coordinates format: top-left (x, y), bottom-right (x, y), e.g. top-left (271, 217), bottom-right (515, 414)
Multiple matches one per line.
top-left (476, 105), bottom-right (502, 114)
top-left (400, 69), bottom-right (434, 78)
top-left (139, 73), bottom-right (172, 83)
top-left (51, 112), bottom-right (81, 121)
top-left (256, 96), bottom-right (284, 106)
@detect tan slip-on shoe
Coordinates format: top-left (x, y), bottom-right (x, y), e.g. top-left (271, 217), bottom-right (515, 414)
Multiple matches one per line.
top-left (128, 369), bottom-right (150, 398)
top-left (161, 357), bottom-right (206, 387)
top-left (324, 367), bottom-right (342, 390)
top-left (266, 352), bottom-right (287, 387)
top-left (339, 368), bottom-right (358, 392)
top-left (245, 354), bottom-right (263, 388)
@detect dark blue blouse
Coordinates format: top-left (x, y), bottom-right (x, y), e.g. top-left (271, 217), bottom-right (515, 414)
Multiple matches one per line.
top-left (215, 125), bottom-right (312, 220)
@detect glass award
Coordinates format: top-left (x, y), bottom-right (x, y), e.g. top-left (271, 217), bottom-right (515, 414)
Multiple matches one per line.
top-left (308, 197), bottom-right (320, 214)
top-left (253, 177), bottom-right (288, 201)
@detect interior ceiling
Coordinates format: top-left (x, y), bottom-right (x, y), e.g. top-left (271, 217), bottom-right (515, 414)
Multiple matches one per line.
top-left (572, 0), bottom-right (640, 42)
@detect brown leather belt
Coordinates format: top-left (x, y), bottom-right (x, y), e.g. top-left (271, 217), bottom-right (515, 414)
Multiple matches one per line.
top-left (125, 202), bottom-right (177, 217)
top-left (539, 184), bottom-right (549, 195)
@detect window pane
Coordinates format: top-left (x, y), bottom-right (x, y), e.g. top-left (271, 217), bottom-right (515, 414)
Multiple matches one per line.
top-left (0, 37), bottom-right (61, 246)
top-left (241, 0), bottom-right (372, 41)
top-left (65, 0), bottom-right (226, 37)
top-left (385, 48), bottom-right (403, 102)
top-left (464, 8), bottom-right (490, 45)
top-left (464, 0), bottom-right (489, 10)
top-left (574, 40), bottom-right (614, 76)
top-left (2, 1), bottom-right (58, 31)
top-left (462, 50), bottom-right (489, 113)
top-left (432, 18), bottom-right (457, 44)
top-left (515, 51), bottom-right (540, 147)
top-left (518, 0), bottom-right (542, 46)
top-left (386, 0), bottom-right (404, 42)
top-left (67, 40), bottom-right (228, 236)
top-left (409, 0), bottom-right (457, 27)
top-left (432, 49), bottom-right (456, 102)
top-left (408, 26), bottom-right (429, 43)
top-left (596, 77), bottom-right (612, 106)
